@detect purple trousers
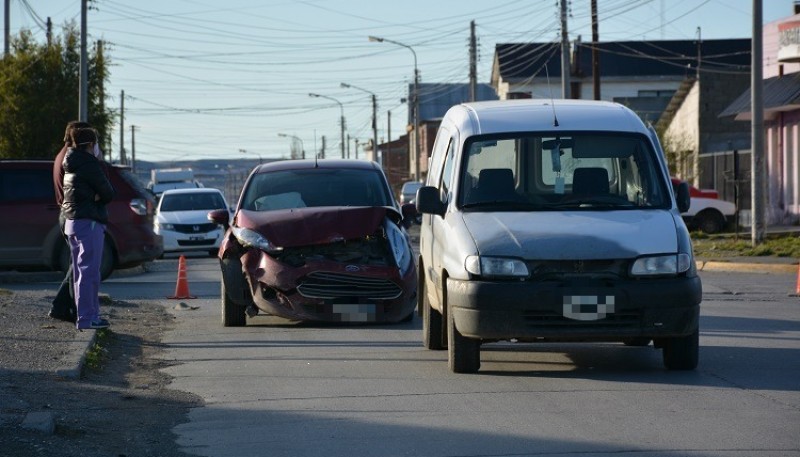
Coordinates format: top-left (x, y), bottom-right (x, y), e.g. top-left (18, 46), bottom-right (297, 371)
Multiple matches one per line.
top-left (65, 219), bottom-right (106, 329)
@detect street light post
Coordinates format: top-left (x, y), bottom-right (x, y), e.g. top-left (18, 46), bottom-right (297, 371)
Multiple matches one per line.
top-left (277, 133), bottom-right (305, 159)
top-left (341, 82), bottom-right (379, 165)
top-left (309, 93), bottom-right (346, 159)
top-left (238, 148), bottom-right (262, 164)
top-left (369, 35), bottom-right (420, 180)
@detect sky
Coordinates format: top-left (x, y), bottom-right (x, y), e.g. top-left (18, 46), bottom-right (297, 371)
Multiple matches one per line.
top-left (6, 0), bottom-right (795, 163)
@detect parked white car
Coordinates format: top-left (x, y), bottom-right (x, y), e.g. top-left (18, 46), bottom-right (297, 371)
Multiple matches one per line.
top-left (671, 178), bottom-right (736, 234)
top-left (154, 188), bottom-right (229, 256)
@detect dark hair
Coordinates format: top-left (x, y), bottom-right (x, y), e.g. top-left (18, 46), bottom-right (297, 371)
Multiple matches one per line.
top-left (63, 121), bottom-right (92, 145)
top-left (71, 127), bottom-right (98, 147)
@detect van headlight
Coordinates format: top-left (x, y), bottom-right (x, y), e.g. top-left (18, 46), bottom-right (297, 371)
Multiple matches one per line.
top-left (232, 227), bottom-right (282, 254)
top-left (465, 255), bottom-right (529, 279)
top-left (630, 254), bottom-right (692, 276)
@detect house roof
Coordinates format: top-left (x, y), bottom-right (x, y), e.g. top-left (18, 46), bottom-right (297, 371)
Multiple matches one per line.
top-left (720, 72), bottom-right (800, 120)
top-left (493, 39), bottom-right (751, 82)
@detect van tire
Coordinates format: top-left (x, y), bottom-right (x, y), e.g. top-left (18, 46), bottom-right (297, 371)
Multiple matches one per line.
top-left (447, 305), bottom-right (480, 373)
top-left (662, 329), bottom-right (698, 370)
top-left (422, 278), bottom-right (445, 350)
top-left (221, 281), bottom-right (246, 327)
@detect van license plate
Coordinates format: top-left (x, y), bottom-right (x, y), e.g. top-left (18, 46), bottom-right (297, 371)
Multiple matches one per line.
top-left (563, 295), bottom-right (615, 321)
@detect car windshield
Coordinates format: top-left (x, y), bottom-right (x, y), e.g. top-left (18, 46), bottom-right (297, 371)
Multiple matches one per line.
top-left (241, 168), bottom-right (393, 211)
top-left (458, 132), bottom-right (670, 211)
top-left (402, 182), bottom-right (422, 195)
top-left (160, 192), bottom-right (226, 212)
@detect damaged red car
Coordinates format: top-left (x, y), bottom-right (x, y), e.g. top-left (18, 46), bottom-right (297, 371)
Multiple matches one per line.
top-left (208, 159), bottom-right (418, 326)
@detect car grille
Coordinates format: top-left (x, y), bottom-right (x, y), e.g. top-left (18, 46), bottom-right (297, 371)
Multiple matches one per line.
top-left (172, 223), bottom-right (218, 234)
top-left (528, 259), bottom-right (629, 279)
top-left (297, 272), bottom-right (402, 300)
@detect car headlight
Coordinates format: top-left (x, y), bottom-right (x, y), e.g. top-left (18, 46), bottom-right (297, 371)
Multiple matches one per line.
top-left (384, 220), bottom-right (412, 275)
top-left (232, 226), bottom-right (282, 254)
top-left (156, 222), bottom-right (175, 231)
top-left (630, 254), bottom-right (692, 276)
top-left (465, 255), bottom-right (529, 279)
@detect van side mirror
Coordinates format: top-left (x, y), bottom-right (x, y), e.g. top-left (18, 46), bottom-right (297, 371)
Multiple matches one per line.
top-left (673, 181), bottom-right (691, 213)
top-left (416, 186), bottom-right (445, 217)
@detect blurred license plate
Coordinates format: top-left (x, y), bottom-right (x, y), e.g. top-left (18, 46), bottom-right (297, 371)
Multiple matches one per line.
top-left (332, 304), bottom-right (375, 322)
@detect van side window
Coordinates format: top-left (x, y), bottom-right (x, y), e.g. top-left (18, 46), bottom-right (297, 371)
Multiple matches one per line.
top-left (440, 140), bottom-right (456, 199)
top-left (427, 127), bottom-right (451, 186)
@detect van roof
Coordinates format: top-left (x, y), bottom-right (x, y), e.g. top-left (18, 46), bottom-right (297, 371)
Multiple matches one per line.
top-left (448, 99), bottom-right (649, 137)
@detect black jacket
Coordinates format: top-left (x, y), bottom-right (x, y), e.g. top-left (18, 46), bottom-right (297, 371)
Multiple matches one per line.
top-left (61, 147), bottom-right (115, 224)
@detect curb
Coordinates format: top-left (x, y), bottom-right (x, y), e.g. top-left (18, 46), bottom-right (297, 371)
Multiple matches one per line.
top-left (696, 260), bottom-right (798, 274)
top-left (54, 328), bottom-right (96, 379)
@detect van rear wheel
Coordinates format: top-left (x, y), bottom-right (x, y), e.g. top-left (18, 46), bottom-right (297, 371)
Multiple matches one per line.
top-left (422, 287), bottom-right (445, 350)
top-left (447, 306), bottom-right (480, 373)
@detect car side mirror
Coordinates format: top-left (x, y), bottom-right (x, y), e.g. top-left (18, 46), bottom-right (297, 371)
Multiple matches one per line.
top-left (400, 203), bottom-right (418, 228)
top-left (208, 208), bottom-right (230, 229)
top-left (416, 186), bottom-right (445, 217)
top-left (673, 181), bottom-right (691, 213)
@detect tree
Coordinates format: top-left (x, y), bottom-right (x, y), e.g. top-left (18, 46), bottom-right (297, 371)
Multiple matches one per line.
top-left (0, 23), bottom-right (113, 159)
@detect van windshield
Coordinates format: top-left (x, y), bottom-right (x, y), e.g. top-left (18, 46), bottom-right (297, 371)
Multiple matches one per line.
top-left (458, 132), bottom-right (670, 211)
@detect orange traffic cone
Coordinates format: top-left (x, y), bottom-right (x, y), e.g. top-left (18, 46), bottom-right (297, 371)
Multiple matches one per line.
top-left (168, 255), bottom-right (196, 299)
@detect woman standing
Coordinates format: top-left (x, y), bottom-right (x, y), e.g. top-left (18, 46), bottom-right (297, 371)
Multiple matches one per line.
top-left (61, 127), bottom-right (115, 330)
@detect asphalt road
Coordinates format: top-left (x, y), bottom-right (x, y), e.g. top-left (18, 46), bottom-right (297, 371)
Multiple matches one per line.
top-left (83, 256), bottom-right (800, 457)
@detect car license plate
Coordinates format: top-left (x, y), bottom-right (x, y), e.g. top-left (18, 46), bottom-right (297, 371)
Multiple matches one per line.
top-left (562, 295), bottom-right (615, 321)
top-left (332, 304), bottom-right (375, 322)
top-left (189, 236), bottom-right (205, 241)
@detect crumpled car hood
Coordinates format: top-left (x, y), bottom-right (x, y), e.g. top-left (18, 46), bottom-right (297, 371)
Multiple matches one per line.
top-left (462, 210), bottom-right (678, 260)
top-left (236, 206), bottom-right (398, 248)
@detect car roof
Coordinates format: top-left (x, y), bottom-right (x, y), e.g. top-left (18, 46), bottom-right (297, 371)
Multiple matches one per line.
top-left (160, 187), bottom-right (224, 196)
top-left (253, 159), bottom-right (381, 174)
top-left (444, 99), bottom-right (649, 137)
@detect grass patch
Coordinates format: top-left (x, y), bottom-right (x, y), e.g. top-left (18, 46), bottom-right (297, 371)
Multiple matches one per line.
top-left (84, 328), bottom-right (112, 370)
top-left (691, 232), bottom-right (800, 258)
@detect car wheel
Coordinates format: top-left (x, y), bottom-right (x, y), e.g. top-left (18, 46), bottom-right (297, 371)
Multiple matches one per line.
top-left (422, 277), bottom-right (445, 350)
top-left (623, 337), bottom-right (651, 347)
top-left (58, 238), bottom-right (114, 280)
top-left (100, 239), bottom-right (115, 281)
top-left (221, 280), bottom-right (246, 327)
top-left (696, 210), bottom-right (725, 234)
top-left (447, 301), bottom-right (480, 373)
top-left (662, 329), bottom-right (698, 370)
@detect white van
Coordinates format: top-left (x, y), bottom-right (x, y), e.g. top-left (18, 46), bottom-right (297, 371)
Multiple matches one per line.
top-left (416, 100), bottom-right (702, 373)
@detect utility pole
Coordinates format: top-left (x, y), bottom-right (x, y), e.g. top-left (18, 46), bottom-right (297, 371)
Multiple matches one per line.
top-left (79, 0), bottom-right (88, 121)
top-left (97, 40), bottom-right (105, 157)
top-left (469, 20), bottom-right (477, 102)
top-left (354, 137), bottom-right (359, 160)
top-left (560, 0), bottom-right (570, 99)
top-left (347, 133), bottom-right (351, 159)
top-left (694, 27), bottom-right (702, 187)
top-left (320, 135), bottom-right (326, 159)
top-left (387, 110), bottom-right (392, 171)
top-left (46, 17), bottom-right (52, 47)
top-left (130, 125), bottom-right (137, 173)
top-left (591, 0), bottom-right (600, 100)
top-left (751, 0), bottom-right (765, 245)
top-left (119, 90), bottom-right (126, 165)
top-left (371, 94), bottom-right (378, 164)
top-left (4, 0), bottom-right (9, 57)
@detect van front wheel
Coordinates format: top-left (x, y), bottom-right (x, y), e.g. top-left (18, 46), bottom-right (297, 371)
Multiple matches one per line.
top-left (662, 329), bottom-right (698, 370)
top-left (447, 306), bottom-right (480, 373)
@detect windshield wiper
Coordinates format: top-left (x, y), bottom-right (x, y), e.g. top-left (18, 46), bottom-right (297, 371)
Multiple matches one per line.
top-left (543, 197), bottom-right (636, 209)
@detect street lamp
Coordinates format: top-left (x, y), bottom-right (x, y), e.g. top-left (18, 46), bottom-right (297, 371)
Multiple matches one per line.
top-left (341, 82), bottom-right (379, 165)
top-left (238, 148), bottom-right (262, 164)
top-left (277, 133), bottom-right (305, 159)
top-left (308, 93), bottom-right (346, 159)
top-left (369, 35), bottom-right (420, 180)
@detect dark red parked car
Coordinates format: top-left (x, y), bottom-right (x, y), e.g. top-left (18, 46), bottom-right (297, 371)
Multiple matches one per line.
top-left (208, 159), bottom-right (418, 326)
top-left (0, 160), bottom-right (163, 279)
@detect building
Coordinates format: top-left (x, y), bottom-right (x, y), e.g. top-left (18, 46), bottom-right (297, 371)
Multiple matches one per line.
top-left (720, 6), bottom-right (800, 225)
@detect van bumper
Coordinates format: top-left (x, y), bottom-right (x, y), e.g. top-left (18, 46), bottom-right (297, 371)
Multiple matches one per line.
top-left (446, 276), bottom-right (701, 341)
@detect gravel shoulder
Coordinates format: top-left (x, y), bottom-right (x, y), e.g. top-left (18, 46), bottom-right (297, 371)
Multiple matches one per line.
top-left (0, 287), bottom-right (202, 457)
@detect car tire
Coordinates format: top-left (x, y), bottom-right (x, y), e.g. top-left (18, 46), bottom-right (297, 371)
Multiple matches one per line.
top-left (662, 329), bottom-right (698, 370)
top-left (221, 280), bottom-right (246, 327)
top-left (623, 337), bottom-right (651, 347)
top-left (422, 277), bottom-right (445, 350)
top-left (447, 302), bottom-right (480, 373)
top-left (58, 238), bottom-right (114, 281)
top-left (696, 209), bottom-right (725, 234)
